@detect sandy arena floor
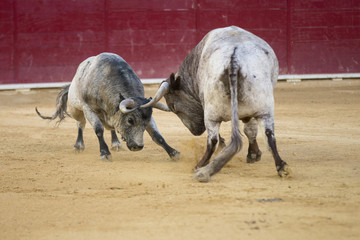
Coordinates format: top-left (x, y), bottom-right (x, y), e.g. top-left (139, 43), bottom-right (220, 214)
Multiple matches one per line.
top-left (0, 80), bottom-right (359, 239)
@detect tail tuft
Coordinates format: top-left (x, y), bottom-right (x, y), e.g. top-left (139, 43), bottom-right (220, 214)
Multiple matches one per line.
top-left (35, 84), bottom-right (71, 125)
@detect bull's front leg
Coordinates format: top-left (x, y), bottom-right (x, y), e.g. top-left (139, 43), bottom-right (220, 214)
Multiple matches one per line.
top-left (146, 117), bottom-right (180, 160)
top-left (243, 118), bottom-right (262, 163)
top-left (111, 130), bottom-right (122, 151)
top-left (83, 106), bottom-right (111, 161)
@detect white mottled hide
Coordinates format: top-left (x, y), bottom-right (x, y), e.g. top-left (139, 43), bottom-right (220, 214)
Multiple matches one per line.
top-left (197, 26), bottom-right (278, 123)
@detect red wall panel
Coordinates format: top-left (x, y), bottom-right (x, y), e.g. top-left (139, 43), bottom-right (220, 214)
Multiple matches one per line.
top-left (292, 0), bottom-right (360, 10)
top-left (0, 0), bottom-right (359, 84)
top-left (196, 0), bottom-right (288, 73)
top-left (0, 0), bottom-right (15, 83)
top-left (11, 0), bottom-right (106, 83)
top-left (288, 0), bottom-right (360, 74)
top-left (107, 0), bottom-right (197, 79)
top-left (108, 0), bottom-right (195, 10)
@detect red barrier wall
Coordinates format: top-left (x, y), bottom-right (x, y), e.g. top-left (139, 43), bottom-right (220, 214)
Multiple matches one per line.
top-left (1, 0), bottom-right (359, 84)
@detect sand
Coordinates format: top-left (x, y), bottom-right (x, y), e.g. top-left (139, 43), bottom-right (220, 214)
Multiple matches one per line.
top-left (0, 80), bottom-right (359, 239)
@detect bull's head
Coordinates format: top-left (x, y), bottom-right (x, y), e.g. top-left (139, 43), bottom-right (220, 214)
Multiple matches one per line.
top-left (141, 73), bottom-right (205, 136)
top-left (116, 97), bottom-right (171, 151)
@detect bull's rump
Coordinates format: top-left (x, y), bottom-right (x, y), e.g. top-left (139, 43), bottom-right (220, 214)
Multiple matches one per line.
top-left (199, 26), bottom-right (278, 122)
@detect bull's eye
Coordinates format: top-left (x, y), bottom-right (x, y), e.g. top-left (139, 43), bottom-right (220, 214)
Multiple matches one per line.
top-left (128, 118), bottom-right (135, 125)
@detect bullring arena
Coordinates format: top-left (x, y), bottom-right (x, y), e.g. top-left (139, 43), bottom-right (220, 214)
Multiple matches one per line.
top-left (0, 79), bottom-right (359, 239)
top-left (1, 0), bottom-right (360, 239)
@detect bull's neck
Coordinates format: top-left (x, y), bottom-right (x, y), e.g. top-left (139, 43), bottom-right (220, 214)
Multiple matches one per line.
top-left (178, 38), bottom-right (206, 105)
top-left (179, 74), bottom-right (201, 104)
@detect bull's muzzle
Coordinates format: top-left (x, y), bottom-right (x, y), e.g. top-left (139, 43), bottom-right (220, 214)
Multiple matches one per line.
top-left (127, 143), bottom-right (144, 151)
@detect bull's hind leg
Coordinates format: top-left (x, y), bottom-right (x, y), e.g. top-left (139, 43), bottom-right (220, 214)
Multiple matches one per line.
top-left (82, 105), bottom-right (111, 161)
top-left (218, 134), bottom-right (226, 149)
top-left (195, 120), bottom-right (242, 182)
top-left (195, 121), bottom-right (220, 169)
top-left (74, 121), bottom-right (85, 152)
top-left (69, 107), bottom-right (86, 153)
top-left (243, 118), bottom-right (262, 163)
top-left (146, 117), bottom-right (180, 160)
top-left (111, 130), bottom-right (122, 151)
top-left (195, 53), bottom-right (242, 182)
top-left (259, 114), bottom-right (291, 177)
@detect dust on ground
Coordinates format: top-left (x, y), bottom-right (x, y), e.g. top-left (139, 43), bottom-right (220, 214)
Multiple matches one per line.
top-left (0, 80), bottom-right (359, 240)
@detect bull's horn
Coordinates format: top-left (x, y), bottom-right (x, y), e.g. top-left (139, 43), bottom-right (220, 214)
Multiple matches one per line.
top-left (141, 81), bottom-right (169, 109)
top-left (119, 98), bottom-right (136, 113)
top-left (154, 102), bottom-right (170, 112)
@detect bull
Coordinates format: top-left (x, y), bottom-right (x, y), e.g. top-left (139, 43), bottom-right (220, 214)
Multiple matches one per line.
top-left (143, 26), bottom-right (291, 182)
top-left (36, 52), bottom-right (179, 160)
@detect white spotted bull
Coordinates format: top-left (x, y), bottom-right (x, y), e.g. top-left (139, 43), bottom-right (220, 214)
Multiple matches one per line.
top-left (36, 53), bottom-right (179, 160)
top-left (143, 26), bottom-right (291, 182)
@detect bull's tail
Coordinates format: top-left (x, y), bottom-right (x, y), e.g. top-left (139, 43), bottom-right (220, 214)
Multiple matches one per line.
top-left (227, 47), bottom-right (243, 153)
top-left (35, 84), bottom-right (71, 125)
top-left (208, 47), bottom-right (243, 176)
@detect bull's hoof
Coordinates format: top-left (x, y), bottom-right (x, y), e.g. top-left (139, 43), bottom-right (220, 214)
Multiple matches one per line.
top-left (170, 150), bottom-right (180, 161)
top-left (74, 143), bottom-right (85, 153)
top-left (74, 148), bottom-right (84, 154)
top-left (277, 163), bottom-right (292, 178)
top-left (100, 154), bottom-right (112, 162)
top-left (194, 167), bottom-right (211, 183)
top-left (246, 150), bottom-right (262, 163)
top-left (111, 141), bottom-right (122, 152)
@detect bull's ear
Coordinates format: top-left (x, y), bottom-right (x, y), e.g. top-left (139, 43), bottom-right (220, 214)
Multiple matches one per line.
top-left (170, 73), bottom-right (181, 91)
top-left (169, 73), bottom-right (175, 81)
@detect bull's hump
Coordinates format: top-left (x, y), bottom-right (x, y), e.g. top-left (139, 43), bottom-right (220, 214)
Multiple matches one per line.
top-left (96, 53), bottom-right (126, 73)
top-left (76, 53), bottom-right (144, 100)
top-left (95, 53), bottom-right (142, 86)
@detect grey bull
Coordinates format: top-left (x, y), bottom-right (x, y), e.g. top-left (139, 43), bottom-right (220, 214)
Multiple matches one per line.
top-left (36, 52), bottom-right (179, 160)
top-left (143, 26), bottom-right (291, 182)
